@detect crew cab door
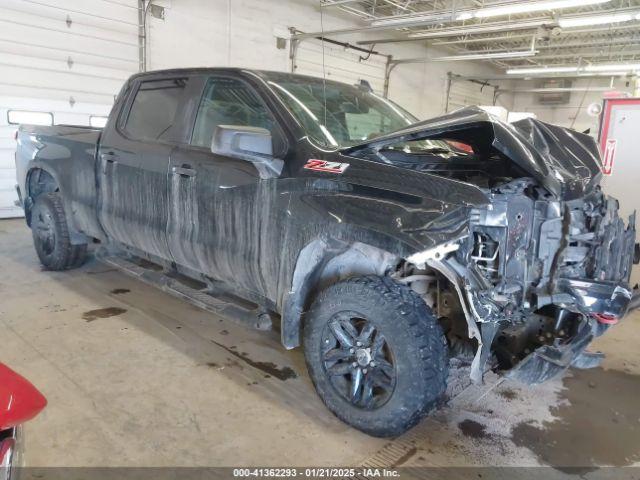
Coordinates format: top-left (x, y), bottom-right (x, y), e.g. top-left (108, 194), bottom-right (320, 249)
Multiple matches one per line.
top-left (166, 74), bottom-right (288, 300)
top-left (97, 76), bottom-right (189, 260)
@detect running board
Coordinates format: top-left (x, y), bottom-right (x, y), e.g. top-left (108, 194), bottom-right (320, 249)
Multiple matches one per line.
top-left (97, 251), bottom-right (272, 331)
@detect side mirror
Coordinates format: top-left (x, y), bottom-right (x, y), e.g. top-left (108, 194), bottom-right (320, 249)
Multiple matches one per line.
top-left (211, 125), bottom-right (283, 179)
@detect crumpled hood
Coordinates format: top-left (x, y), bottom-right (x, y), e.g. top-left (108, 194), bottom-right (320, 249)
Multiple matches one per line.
top-left (343, 106), bottom-right (603, 200)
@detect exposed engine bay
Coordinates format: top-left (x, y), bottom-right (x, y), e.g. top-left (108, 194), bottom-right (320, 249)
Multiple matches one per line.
top-left (346, 108), bottom-right (639, 384)
top-left (393, 178), bottom-right (636, 383)
top-left (374, 142), bottom-right (528, 189)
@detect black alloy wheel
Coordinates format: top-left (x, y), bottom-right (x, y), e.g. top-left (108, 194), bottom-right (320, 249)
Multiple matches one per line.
top-left (322, 312), bottom-right (396, 409)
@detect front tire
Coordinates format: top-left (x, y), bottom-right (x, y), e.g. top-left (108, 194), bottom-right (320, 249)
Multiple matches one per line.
top-left (31, 192), bottom-right (87, 271)
top-left (303, 275), bottom-right (448, 437)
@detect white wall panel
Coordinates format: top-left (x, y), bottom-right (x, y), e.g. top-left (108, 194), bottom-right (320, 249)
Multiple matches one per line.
top-left (0, 0), bottom-right (138, 218)
top-left (510, 78), bottom-right (635, 133)
top-left (4, 0), bottom-right (139, 31)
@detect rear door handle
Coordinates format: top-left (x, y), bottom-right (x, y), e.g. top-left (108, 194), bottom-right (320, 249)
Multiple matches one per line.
top-left (172, 166), bottom-right (196, 178)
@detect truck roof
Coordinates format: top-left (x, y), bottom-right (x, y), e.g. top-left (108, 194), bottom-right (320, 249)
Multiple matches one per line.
top-left (128, 67), bottom-right (350, 87)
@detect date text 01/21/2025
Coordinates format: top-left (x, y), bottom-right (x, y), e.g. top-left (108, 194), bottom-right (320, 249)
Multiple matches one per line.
top-left (232, 468), bottom-right (400, 477)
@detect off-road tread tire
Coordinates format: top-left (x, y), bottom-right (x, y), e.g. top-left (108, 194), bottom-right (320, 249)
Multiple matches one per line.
top-left (32, 192), bottom-right (87, 271)
top-left (304, 275), bottom-right (448, 437)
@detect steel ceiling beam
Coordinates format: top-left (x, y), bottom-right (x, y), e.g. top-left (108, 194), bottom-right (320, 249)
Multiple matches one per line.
top-left (408, 19), bottom-right (549, 38)
top-left (450, 37), bottom-right (640, 56)
top-left (506, 86), bottom-right (613, 92)
top-left (350, 6), bottom-right (640, 44)
top-left (536, 37), bottom-right (640, 51)
top-left (392, 49), bottom-right (538, 63)
top-left (506, 50), bottom-right (640, 61)
top-left (290, 24), bottom-right (422, 40)
top-left (321, 0), bottom-right (364, 6)
top-left (430, 24), bottom-right (640, 47)
top-left (431, 33), bottom-right (536, 45)
top-left (450, 71), bottom-right (637, 79)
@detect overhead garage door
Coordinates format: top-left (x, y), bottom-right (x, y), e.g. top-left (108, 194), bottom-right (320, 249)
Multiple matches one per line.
top-left (447, 79), bottom-right (497, 112)
top-left (293, 38), bottom-right (389, 95)
top-left (0, 0), bottom-right (139, 218)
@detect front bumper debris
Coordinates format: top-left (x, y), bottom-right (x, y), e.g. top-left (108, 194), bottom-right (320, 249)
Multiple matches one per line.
top-left (555, 278), bottom-right (633, 318)
top-left (628, 291), bottom-right (640, 312)
top-left (506, 318), bottom-right (597, 385)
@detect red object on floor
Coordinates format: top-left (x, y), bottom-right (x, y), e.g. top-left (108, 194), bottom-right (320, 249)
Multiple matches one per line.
top-left (0, 364), bottom-right (47, 430)
top-left (0, 436), bottom-right (15, 461)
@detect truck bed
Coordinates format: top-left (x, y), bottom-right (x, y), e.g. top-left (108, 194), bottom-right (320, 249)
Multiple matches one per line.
top-left (15, 124), bottom-right (103, 240)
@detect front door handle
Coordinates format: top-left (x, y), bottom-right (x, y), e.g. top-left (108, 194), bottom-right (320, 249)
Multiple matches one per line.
top-left (172, 165), bottom-right (196, 178)
top-left (101, 152), bottom-right (118, 174)
top-left (101, 152), bottom-right (118, 164)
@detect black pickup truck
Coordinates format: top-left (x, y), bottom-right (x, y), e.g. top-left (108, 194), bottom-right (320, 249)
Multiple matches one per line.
top-left (15, 68), bottom-right (638, 437)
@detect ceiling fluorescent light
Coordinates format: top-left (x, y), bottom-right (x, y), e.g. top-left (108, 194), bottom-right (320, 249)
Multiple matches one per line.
top-left (372, 0), bottom-right (609, 26)
top-left (559, 11), bottom-right (637, 27)
top-left (455, 12), bottom-right (474, 21)
top-left (371, 12), bottom-right (451, 26)
top-left (584, 63), bottom-right (640, 71)
top-left (506, 66), bottom-right (579, 74)
top-left (409, 20), bottom-right (545, 37)
top-left (507, 63), bottom-right (640, 75)
top-left (475, 0), bottom-right (609, 18)
top-left (580, 71), bottom-right (638, 76)
top-left (433, 50), bottom-right (537, 61)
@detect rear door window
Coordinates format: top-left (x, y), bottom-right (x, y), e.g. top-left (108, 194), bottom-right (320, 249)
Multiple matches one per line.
top-left (124, 78), bottom-right (188, 141)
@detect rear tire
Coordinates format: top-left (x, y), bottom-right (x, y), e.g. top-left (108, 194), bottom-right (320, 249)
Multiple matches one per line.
top-left (31, 192), bottom-right (87, 271)
top-left (303, 275), bottom-right (448, 437)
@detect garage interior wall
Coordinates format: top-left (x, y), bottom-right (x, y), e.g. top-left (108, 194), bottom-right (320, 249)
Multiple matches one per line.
top-left (511, 77), bottom-right (637, 133)
top-left (0, 0), bottom-right (139, 218)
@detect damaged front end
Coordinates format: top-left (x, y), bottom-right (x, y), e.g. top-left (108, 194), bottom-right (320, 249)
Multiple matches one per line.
top-left (458, 180), bottom-right (636, 384)
top-left (346, 107), bottom-right (638, 385)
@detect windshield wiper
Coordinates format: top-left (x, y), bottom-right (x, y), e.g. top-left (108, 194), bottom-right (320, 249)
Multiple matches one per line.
top-left (414, 147), bottom-right (453, 154)
top-left (381, 146), bottom-right (455, 155)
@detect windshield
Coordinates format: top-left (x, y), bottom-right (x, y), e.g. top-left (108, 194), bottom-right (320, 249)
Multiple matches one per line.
top-left (265, 75), bottom-right (452, 150)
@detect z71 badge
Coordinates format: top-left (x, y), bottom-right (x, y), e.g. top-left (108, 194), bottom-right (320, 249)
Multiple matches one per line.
top-left (304, 159), bottom-right (350, 174)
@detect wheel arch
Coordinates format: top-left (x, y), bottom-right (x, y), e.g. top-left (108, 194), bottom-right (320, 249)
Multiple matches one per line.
top-left (281, 238), bottom-right (401, 349)
top-left (24, 166), bottom-right (88, 245)
top-left (24, 167), bottom-right (60, 226)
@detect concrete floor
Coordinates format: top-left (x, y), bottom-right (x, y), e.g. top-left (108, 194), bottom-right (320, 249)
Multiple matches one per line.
top-left (2, 218), bottom-right (640, 473)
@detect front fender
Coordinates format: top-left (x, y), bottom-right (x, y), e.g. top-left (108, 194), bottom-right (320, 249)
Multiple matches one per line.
top-left (281, 238), bottom-right (400, 348)
top-left (278, 171), bottom-right (480, 348)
